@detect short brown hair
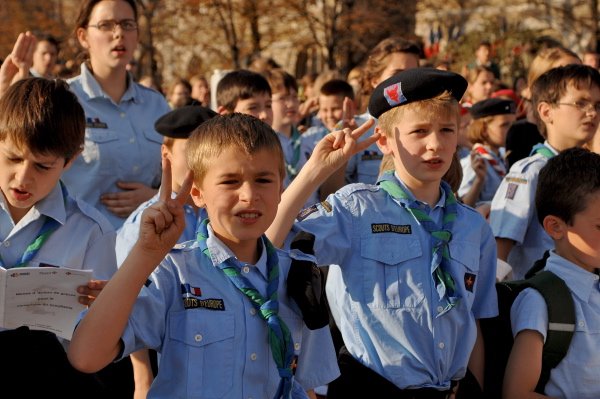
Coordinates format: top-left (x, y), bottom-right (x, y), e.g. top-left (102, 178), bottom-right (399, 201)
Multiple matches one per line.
top-left (0, 78), bottom-right (84, 162)
top-left (216, 70), bottom-right (271, 112)
top-left (467, 116), bottom-right (493, 144)
top-left (186, 113), bottom-right (285, 185)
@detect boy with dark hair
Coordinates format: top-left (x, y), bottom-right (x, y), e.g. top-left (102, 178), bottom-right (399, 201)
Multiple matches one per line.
top-left (503, 147), bottom-right (600, 398)
top-left (30, 33), bottom-right (59, 79)
top-left (0, 77), bottom-right (117, 396)
top-left (490, 64), bottom-right (600, 279)
top-left (216, 69), bottom-right (273, 125)
top-left (266, 68), bottom-right (498, 397)
top-left (68, 113), bottom-right (341, 398)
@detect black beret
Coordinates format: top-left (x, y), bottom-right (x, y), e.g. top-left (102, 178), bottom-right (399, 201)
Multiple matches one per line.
top-left (368, 68), bottom-right (468, 118)
top-left (469, 98), bottom-right (516, 119)
top-left (154, 105), bottom-right (217, 139)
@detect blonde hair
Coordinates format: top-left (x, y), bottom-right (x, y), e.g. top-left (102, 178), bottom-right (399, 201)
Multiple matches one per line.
top-left (527, 47), bottom-right (581, 89)
top-left (377, 91), bottom-right (459, 137)
top-left (186, 113), bottom-right (285, 185)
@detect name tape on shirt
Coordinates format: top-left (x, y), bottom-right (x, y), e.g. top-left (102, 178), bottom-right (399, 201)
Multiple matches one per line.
top-left (183, 297), bottom-right (226, 311)
top-left (85, 117), bottom-right (108, 129)
top-left (371, 223), bottom-right (412, 234)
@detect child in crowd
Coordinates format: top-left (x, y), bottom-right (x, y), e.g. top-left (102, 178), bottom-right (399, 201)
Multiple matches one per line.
top-left (463, 65), bottom-right (496, 106)
top-left (346, 36), bottom-right (422, 185)
top-left (115, 104), bottom-right (216, 399)
top-left (504, 147), bottom-right (600, 398)
top-left (68, 114), bottom-right (340, 398)
top-left (30, 33), bottom-right (59, 79)
top-left (490, 64), bottom-right (600, 279)
top-left (189, 74), bottom-right (211, 106)
top-left (266, 68), bottom-right (498, 397)
top-left (0, 77), bottom-right (118, 397)
top-left (167, 77), bottom-right (193, 109)
top-left (459, 98), bottom-right (516, 207)
top-left (216, 69), bottom-right (273, 125)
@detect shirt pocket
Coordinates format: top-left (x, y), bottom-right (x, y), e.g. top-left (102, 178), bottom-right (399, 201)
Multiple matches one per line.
top-left (448, 241), bottom-right (480, 302)
top-left (361, 235), bottom-right (424, 309)
top-left (82, 128), bottom-right (120, 175)
top-left (169, 309), bottom-right (235, 398)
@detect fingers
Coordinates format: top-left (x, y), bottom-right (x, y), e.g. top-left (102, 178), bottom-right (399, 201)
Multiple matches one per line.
top-left (158, 158), bottom-right (173, 202)
top-left (11, 31), bottom-right (36, 69)
top-left (174, 170), bottom-right (194, 206)
top-left (350, 118), bottom-right (376, 140)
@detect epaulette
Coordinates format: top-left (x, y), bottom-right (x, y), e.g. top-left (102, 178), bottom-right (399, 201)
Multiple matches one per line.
top-left (72, 197), bottom-right (115, 234)
top-left (509, 152), bottom-right (548, 174)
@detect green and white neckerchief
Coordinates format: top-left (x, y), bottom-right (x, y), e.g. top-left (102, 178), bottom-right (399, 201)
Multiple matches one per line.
top-left (378, 172), bottom-right (460, 316)
top-left (0, 182), bottom-right (69, 268)
top-left (285, 126), bottom-right (302, 181)
top-left (196, 219), bottom-right (307, 399)
top-left (530, 143), bottom-right (556, 159)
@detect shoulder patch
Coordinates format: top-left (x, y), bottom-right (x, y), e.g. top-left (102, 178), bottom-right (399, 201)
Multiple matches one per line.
top-left (297, 201), bottom-right (331, 221)
top-left (504, 177), bottom-right (527, 185)
top-left (505, 183), bottom-right (518, 200)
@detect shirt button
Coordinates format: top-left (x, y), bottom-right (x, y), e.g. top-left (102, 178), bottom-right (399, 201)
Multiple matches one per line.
top-left (3, 241), bottom-right (9, 247)
top-left (129, 138), bottom-right (135, 143)
top-left (250, 308), bottom-right (257, 315)
top-left (120, 112), bottom-right (126, 118)
top-left (579, 321), bottom-right (585, 327)
top-left (132, 165), bottom-right (139, 172)
top-left (438, 342), bottom-right (445, 349)
top-left (294, 342), bottom-right (300, 350)
top-left (250, 353), bottom-right (257, 361)
top-left (242, 266), bottom-right (250, 273)
top-left (194, 334), bottom-right (203, 342)
top-left (437, 306), bottom-right (444, 313)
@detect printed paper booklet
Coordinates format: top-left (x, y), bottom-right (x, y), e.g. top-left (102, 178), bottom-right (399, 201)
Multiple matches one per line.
top-left (0, 266), bottom-right (92, 340)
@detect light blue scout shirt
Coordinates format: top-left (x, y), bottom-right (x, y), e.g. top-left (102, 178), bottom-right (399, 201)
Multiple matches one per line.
top-left (64, 64), bottom-right (171, 229)
top-left (489, 141), bottom-right (557, 279)
top-left (291, 173), bottom-right (498, 390)
top-left (115, 191), bottom-right (203, 267)
top-left (115, 225), bottom-right (339, 398)
top-left (0, 183), bottom-right (117, 280)
top-left (345, 112), bottom-right (382, 184)
top-left (458, 147), bottom-right (505, 204)
top-left (511, 251), bottom-right (600, 398)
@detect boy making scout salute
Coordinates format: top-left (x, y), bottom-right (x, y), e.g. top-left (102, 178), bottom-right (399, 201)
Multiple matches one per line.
top-left (267, 68), bottom-right (498, 398)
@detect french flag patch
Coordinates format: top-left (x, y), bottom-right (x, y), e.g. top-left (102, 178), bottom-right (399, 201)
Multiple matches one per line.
top-left (181, 283), bottom-right (202, 297)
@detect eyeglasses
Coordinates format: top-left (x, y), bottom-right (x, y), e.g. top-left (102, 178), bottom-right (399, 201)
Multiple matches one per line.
top-left (555, 100), bottom-right (600, 113)
top-left (87, 19), bottom-right (138, 32)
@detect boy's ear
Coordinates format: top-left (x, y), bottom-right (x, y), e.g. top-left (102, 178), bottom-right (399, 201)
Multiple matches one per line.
top-left (537, 101), bottom-right (553, 125)
top-left (217, 106), bottom-right (230, 115)
top-left (542, 215), bottom-right (565, 239)
top-left (161, 144), bottom-right (170, 161)
top-left (375, 126), bottom-right (393, 155)
top-left (190, 182), bottom-right (205, 208)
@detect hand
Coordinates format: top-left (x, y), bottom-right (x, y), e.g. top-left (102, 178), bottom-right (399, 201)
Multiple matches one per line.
top-left (470, 152), bottom-right (487, 182)
top-left (310, 118), bottom-right (377, 176)
top-left (297, 96), bottom-right (319, 121)
top-left (77, 279), bottom-right (109, 306)
top-left (136, 159), bottom-right (193, 257)
top-left (101, 182), bottom-right (158, 218)
top-left (0, 31), bottom-right (36, 98)
top-left (333, 96), bottom-right (358, 130)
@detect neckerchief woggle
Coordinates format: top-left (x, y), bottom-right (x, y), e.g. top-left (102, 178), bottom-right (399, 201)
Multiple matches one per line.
top-left (0, 182), bottom-right (70, 268)
top-left (196, 219), bottom-right (308, 399)
top-left (378, 171), bottom-right (460, 316)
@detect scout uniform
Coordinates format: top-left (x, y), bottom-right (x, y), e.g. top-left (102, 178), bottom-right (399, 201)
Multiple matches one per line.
top-left (64, 63), bottom-right (171, 228)
top-left (489, 142), bottom-right (557, 279)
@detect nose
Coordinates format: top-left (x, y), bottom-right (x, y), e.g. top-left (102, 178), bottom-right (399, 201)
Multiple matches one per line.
top-left (14, 162), bottom-right (34, 185)
top-left (239, 182), bottom-right (258, 203)
top-left (426, 132), bottom-right (444, 151)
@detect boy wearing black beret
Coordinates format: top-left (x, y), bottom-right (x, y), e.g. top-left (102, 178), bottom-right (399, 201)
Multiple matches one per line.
top-left (267, 67), bottom-right (498, 397)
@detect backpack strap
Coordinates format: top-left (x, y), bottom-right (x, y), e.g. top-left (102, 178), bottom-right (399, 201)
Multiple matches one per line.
top-left (523, 271), bottom-right (576, 393)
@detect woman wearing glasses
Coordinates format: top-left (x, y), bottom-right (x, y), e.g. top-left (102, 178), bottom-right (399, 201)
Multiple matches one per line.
top-left (63, 0), bottom-right (170, 230)
top-left (63, 1), bottom-right (168, 397)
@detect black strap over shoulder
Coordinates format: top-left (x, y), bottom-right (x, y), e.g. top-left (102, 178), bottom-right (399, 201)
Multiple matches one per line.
top-left (503, 270), bottom-right (576, 393)
top-left (286, 231), bottom-right (330, 330)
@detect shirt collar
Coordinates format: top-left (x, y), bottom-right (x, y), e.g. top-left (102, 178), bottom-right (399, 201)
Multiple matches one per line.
top-left (388, 171), bottom-right (447, 210)
top-left (545, 250), bottom-right (599, 303)
top-left (543, 140), bottom-right (560, 156)
top-left (205, 224), bottom-right (268, 279)
top-left (79, 63), bottom-right (139, 104)
top-left (0, 183), bottom-right (66, 229)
